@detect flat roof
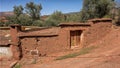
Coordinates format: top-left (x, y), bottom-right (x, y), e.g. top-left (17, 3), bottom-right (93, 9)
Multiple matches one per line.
top-left (59, 23), bottom-right (91, 26)
top-left (10, 24), bottom-right (21, 27)
top-left (88, 18), bottom-right (112, 22)
top-left (18, 27), bottom-right (59, 37)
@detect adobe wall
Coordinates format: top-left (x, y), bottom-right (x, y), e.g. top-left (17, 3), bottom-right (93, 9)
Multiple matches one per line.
top-left (20, 34), bottom-right (69, 57)
top-left (58, 28), bottom-right (70, 49)
top-left (0, 25), bottom-right (21, 60)
top-left (19, 25), bottom-right (90, 57)
top-left (59, 25), bottom-right (91, 48)
top-left (0, 27), bottom-right (10, 37)
top-left (83, 21), bottom-right (112, 47)
top-left (1, 19), bottom-right (113, 60)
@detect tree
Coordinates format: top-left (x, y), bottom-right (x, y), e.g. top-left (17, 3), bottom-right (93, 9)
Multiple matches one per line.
top-left (32, 20), bottom-right (44, 27)
top-left (13, 5), bottom-right (24, 17)
top-left (65, 12), bottom-right (81, 22)
top-left (25, 2), bottom-right (42, 20)
top-left (18, 14), bottom-right (33, 26)
top-left (7, 14), bottom-right (33, 26)
top-left (6, 2), bottom-right (43, 26)
top-left (110, 0), bottom-right (120, 25)
top-left (8, 5), bottom-right (33, 26)
top-left (80, 0), bottom-right (115, 22)
top-left (12, 5), bottom-right (24, 25)
top-left (45, 11), bottom-right (64, 27)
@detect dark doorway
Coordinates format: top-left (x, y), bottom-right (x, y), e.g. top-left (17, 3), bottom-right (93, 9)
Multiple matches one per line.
top-left (70, 30), bottom-right (82, 48)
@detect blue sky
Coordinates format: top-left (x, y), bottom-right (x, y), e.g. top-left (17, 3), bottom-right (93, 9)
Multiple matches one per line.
top-left (0, 0), bottom-right (83, 15)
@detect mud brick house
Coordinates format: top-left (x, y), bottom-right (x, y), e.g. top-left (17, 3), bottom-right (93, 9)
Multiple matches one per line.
top-left (0, 18), bottom-right (112, 60)
top-left (16, 23), bottom-right (91, 58)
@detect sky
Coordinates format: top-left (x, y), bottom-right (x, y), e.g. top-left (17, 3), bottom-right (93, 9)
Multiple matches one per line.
top-left (0, 0), bottom-right (83, 15)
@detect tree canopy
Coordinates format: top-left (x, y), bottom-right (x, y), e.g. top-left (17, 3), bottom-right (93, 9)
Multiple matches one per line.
top-left (25, 2), bottom-right (42, 20)
top-left (6, 2), bottom-right (42, 26)
top-left (80, 0), bottom-right (115, 22)
top-left (44, 11), bottom-right (64, 27)
top-left (13, 5), bottom-right (24, 17)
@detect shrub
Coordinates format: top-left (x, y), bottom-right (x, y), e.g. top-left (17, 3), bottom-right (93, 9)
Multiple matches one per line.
top-left (32, 20), bottom-right (44, 27)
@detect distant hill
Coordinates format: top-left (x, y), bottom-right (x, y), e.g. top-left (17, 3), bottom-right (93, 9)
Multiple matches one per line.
top-left (0, 11), bottom-right (14, 17)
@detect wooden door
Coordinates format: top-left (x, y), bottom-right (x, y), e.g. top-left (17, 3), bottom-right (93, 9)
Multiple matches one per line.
top-left (70, 30), bottom-right (82, 48)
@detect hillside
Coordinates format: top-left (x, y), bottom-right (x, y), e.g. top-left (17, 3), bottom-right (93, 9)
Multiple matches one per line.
top-left (0, 12), bottom-right (14, 17)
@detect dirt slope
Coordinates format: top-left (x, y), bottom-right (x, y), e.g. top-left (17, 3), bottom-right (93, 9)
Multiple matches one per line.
top-left (23, 27), bottom-right (120, 68)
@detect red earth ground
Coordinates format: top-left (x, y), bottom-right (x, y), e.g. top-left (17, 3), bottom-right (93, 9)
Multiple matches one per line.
top-left (21, 26), bottom-right (120, 68)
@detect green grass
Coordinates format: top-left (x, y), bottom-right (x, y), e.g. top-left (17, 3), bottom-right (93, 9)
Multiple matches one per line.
top-left (13, 63), bottom-right (21, 68)
top-left (56, 46), bottom-right (97, 60)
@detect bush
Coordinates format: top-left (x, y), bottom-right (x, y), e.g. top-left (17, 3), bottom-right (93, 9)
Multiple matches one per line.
top-left (7, 14), bottom-right (33, 26)
top-left (44, 19), bottom-right (59, 27)
top-left (44, 11), bottom-right (64, 27)
top-left (32, 20), bottom-right (44, 27)
top-left (18, 14), bottom-right (33, 26)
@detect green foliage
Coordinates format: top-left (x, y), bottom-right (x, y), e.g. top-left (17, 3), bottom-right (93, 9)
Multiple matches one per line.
top-left (13, 63), bottom-right (21, 68)
top-left (80, 0), bottom-right (115, 22)
top-left (44, 19), bottom-right (59, 27)
top-left (13, 5), bottom-right (24, 17)
top-left (44, 11), bottom-right (64, 27)
top-left (114, 1), bottom-right (120, 25)
top-left (18, 14), bottom-right (33, 26)
top-left (66, 12), bottom-right (81, 22)
top-left (5, 16), bottom-right (18, 25)
top-left (5, 2), bottom-right (43, 26)
top-left (32, 20), bottom-right (44, 27)
top-left (5, 5), bottom-right (24, 26)
top-left (4, 0), bottom-right (119, 27)
top-left (8, 5), bottom-right (33, 26)
top-left (56, 46), bottom-right (97, 60)
top-left (7, 14), bottom-right (32, 26)
top-left (25, 2), bottom-right (42, 20)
